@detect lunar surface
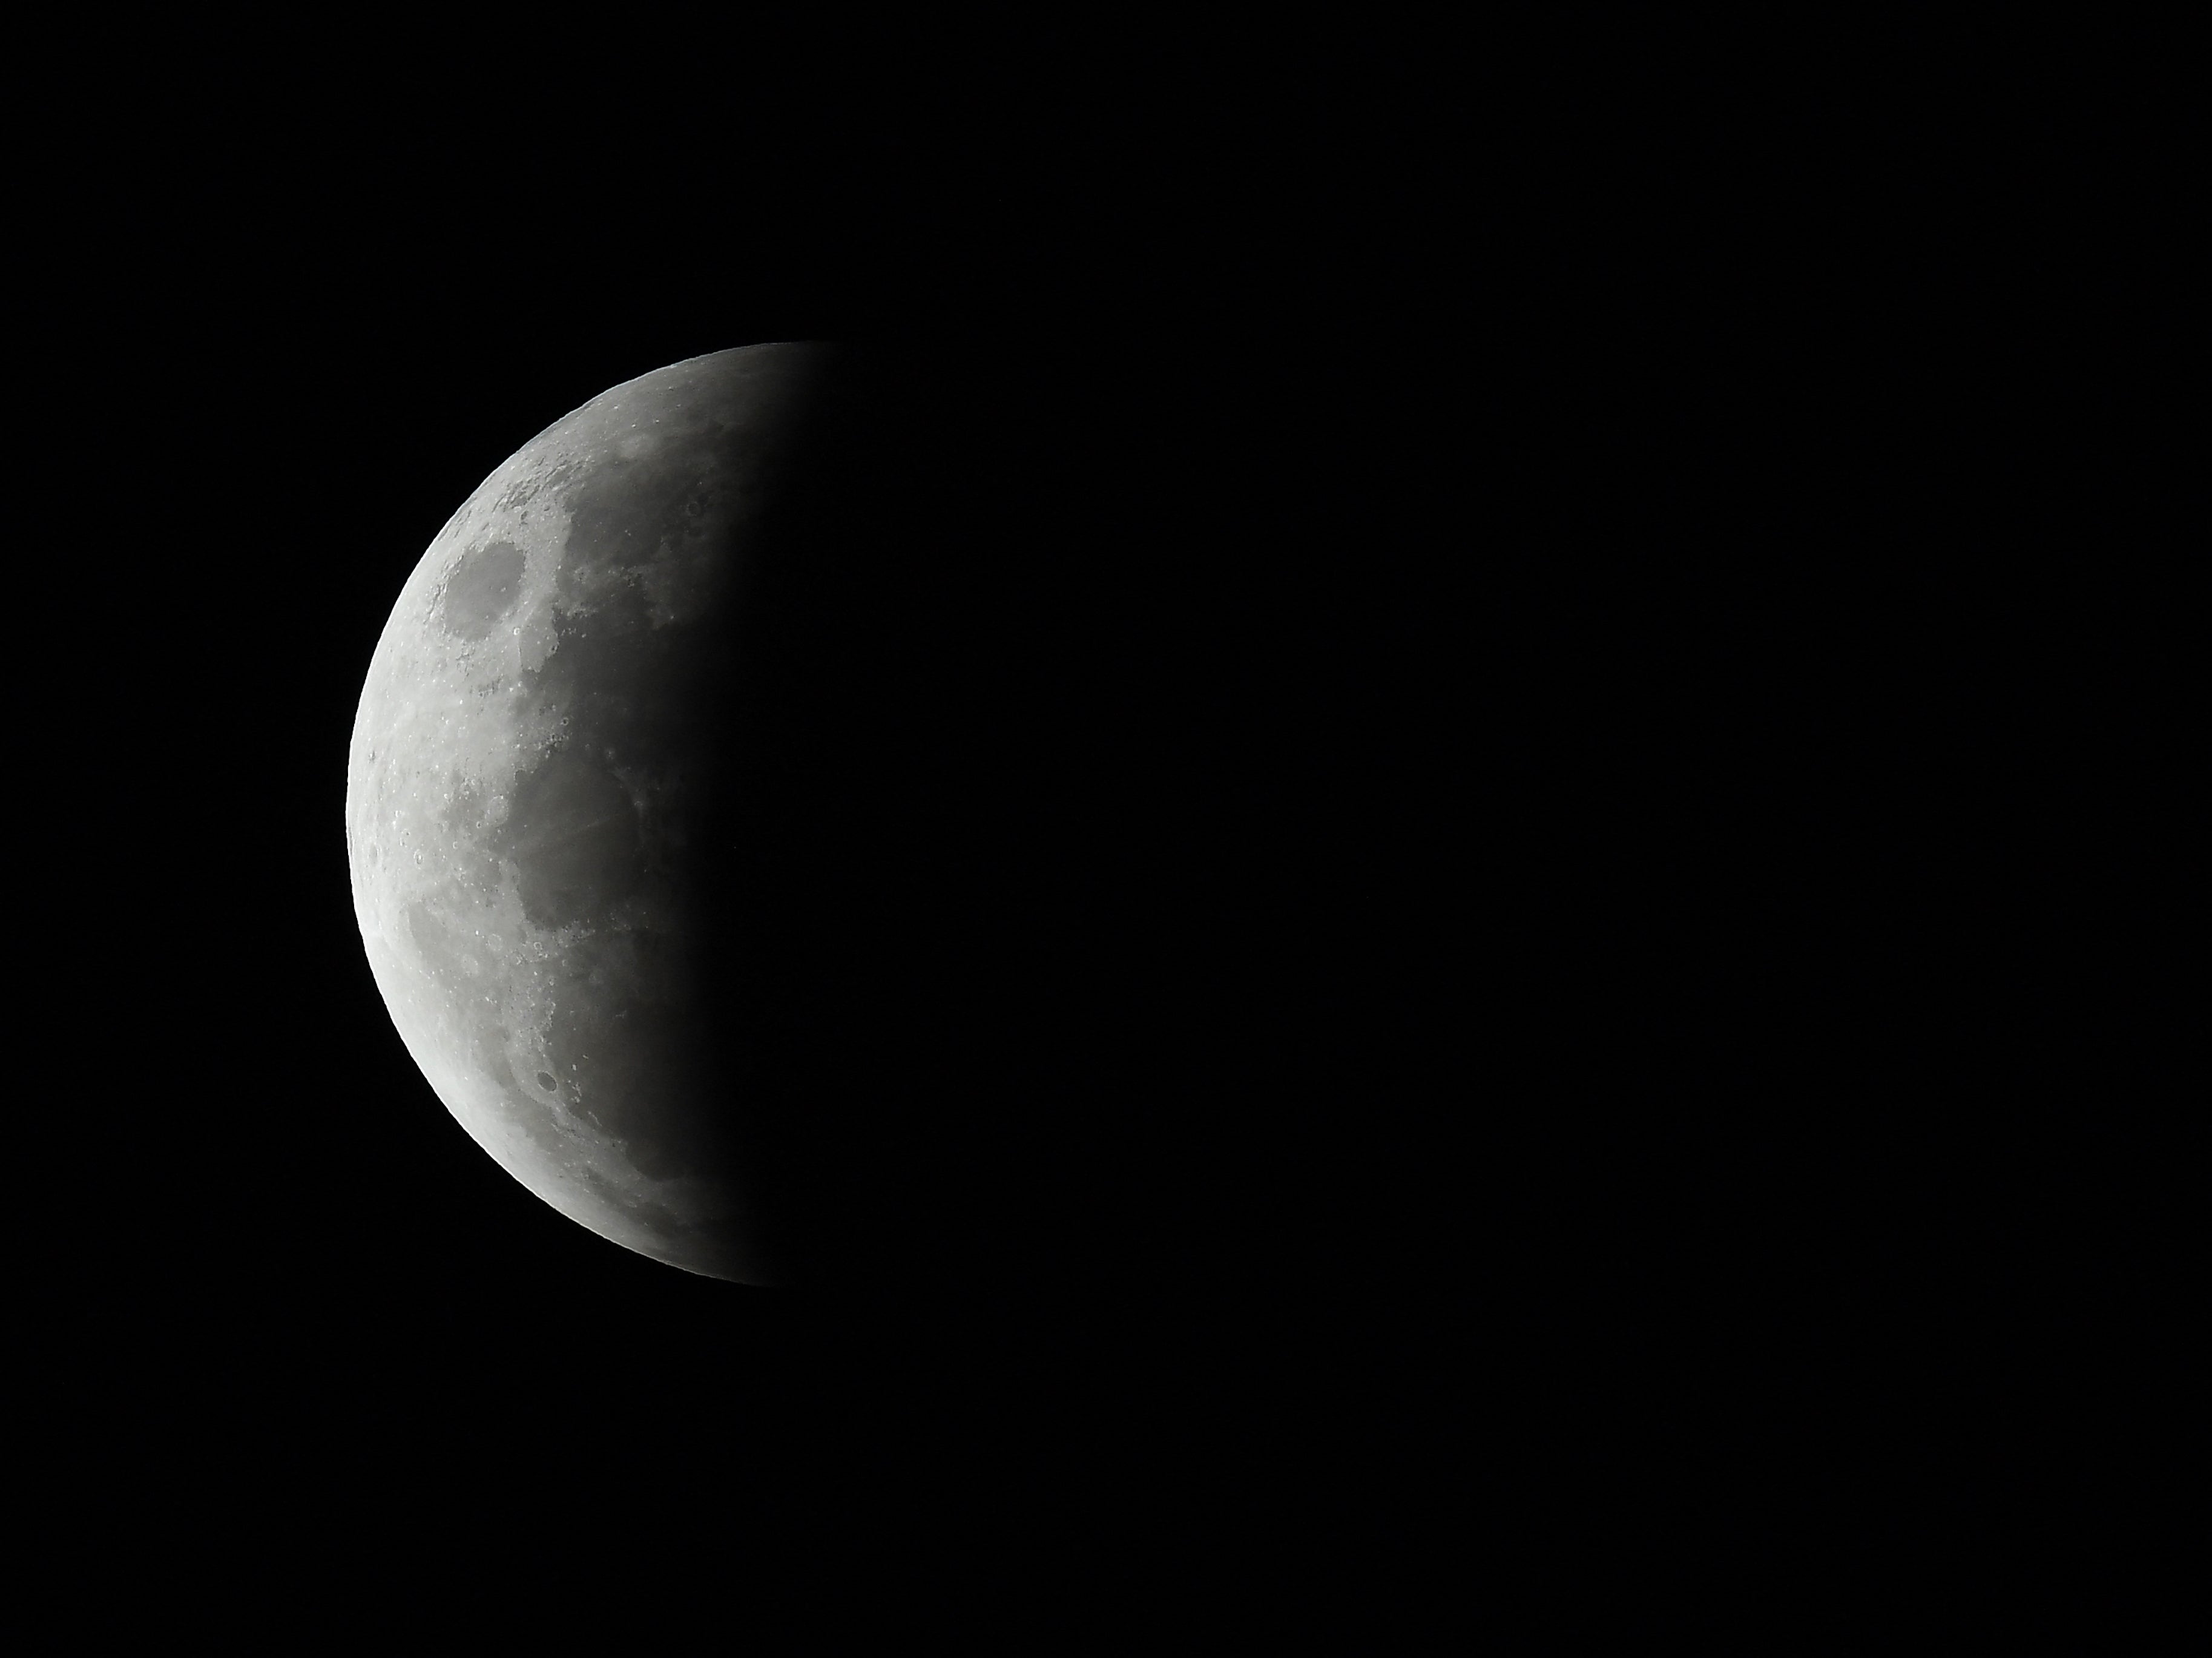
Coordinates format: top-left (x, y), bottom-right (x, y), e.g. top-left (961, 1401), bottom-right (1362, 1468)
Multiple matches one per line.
top-left (346, 344), bottom-right (836, 1282)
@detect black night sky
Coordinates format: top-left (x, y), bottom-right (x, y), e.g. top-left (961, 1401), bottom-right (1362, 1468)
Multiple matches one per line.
top-left (28, 25), bottom-right (2154, 1640)
top-left (59, 88), bottom-right (1541, 1622)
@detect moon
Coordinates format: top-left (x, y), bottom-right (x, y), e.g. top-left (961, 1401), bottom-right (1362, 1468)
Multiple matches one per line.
top-left (346, 344), bottom-right (837, 1283)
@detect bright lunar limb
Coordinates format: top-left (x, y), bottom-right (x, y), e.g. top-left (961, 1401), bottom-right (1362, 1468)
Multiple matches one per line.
top-left (346, 344), bottom-right (833, 1282)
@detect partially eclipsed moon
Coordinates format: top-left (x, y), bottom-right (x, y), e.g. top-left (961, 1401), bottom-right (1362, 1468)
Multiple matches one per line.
top-left (346, 344), bottom-right (834, 1282)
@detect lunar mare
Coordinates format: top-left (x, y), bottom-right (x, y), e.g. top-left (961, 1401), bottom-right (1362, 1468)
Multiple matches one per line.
top-left (347, 344), bottom-right (831, 1281)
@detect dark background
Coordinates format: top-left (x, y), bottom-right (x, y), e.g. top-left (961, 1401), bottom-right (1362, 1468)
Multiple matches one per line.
top-left (26, 22), bottom-right (2165, 1638)
top-left (41, 63), bottom-right (1525, 1625)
